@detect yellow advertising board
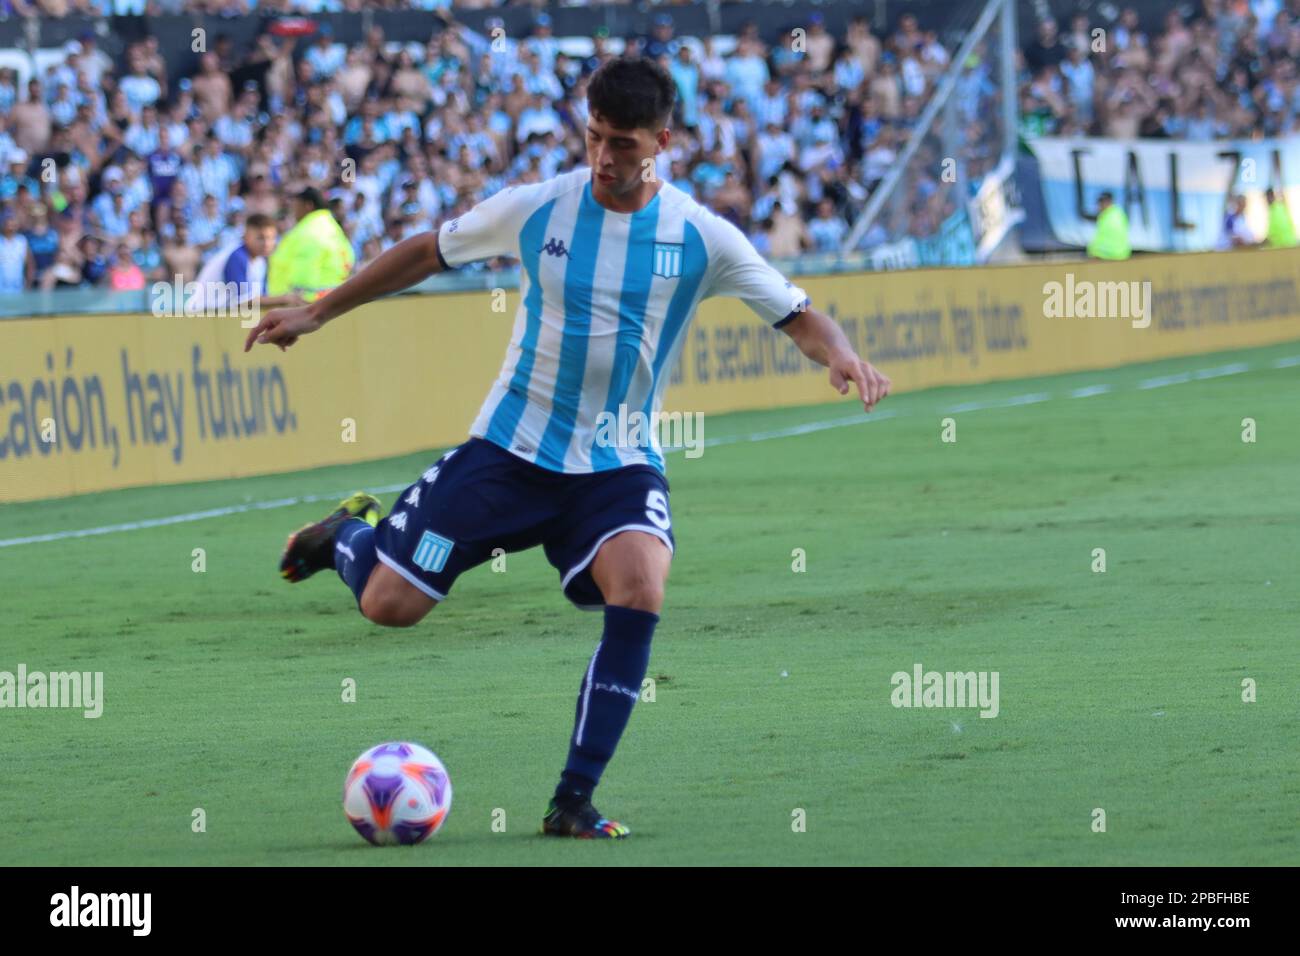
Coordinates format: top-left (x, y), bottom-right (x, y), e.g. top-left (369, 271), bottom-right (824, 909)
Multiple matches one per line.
top-left (2, 248), bottom-right (1297, 503)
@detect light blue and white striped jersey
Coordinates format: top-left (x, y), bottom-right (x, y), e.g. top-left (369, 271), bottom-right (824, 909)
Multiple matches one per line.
top-left (437, 167), bottom-right (809, 474)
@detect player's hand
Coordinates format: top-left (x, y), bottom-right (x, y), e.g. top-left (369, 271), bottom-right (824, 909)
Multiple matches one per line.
top-left (243, 304), bottom-right (324, 353)
top-left (829, 349), bottom-right (891, 412)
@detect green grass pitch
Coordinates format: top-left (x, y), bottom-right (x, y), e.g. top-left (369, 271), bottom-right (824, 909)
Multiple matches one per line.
top-left (2, 340), bottom-right (1297, 866)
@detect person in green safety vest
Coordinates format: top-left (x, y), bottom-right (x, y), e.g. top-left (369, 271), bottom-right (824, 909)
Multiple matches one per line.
top-left (1264, 188), bottom-right (1298, 249)
top-left (267, 187), bottom-right (356, 301)
top-left (1087, 191), bottom-right (1131, 260)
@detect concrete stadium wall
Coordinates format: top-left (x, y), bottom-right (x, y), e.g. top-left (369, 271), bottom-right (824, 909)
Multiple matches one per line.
top-left (2, 247), bottom-right (1298, 503)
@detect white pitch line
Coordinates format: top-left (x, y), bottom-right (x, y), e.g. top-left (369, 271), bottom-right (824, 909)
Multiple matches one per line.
top-left (943, 392), bottom-right (1051, 414)
top-left (0, 482), bottom-right (409, 548)
top-left (702, 410), bottom-right (897, 449)
top-left (1138, 371), bottom-right (1192, 389)
top-left (1193, 362), bottom-right (1250, 379)
top-left (1070, 384), bottom-right (1112, 398)
top-left (1140, 362), bottom-right (1251, 390)
top-left (0, 355), bottom-right (1276, 549)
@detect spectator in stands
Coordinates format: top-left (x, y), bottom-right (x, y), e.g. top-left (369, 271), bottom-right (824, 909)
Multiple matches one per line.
top-left (107, 241), bottom-right (145, 290)
top-left (10, 80), bottom-right (51, 155)
top-left (1087, 191), bottom-right (1132, 260)
top-left (804, 14), bottom-right (836, 75)
top-left (24, 203), bottom-right (58, 281)
top-left (1114, 7), bottom-right (1152, 67)
top-left (0, 209), bottom-right (31, 293)
top-left (1025, 19), bottom-right (1067, 74)
top-left (74, 32), bottom-right (112, 88)
top-left (267, 186), bottom-right (354, 302)
top-left (79, 233), bottom-right (108, 285)
top-left (134, 226), bottom-right (164, 283)
top-left (1217, 194), bottom-right (1256, 249)
top-left (162, 223), bottom-right (200, 283)
top-left (1059, 45), bottom-right (1096, 124)
top-left (1264, 187), bottom-right (1298, 248)
top-left (808, 198), bottom-right (848, 252)
top-left (768, 200), bottom-right (813, 257)
top-left (669, 45), bottom-right (700, 130)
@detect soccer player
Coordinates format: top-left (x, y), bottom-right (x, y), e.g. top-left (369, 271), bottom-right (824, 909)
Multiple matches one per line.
top-left (244, 56), bottom-right (890, 839)
top-left (189, 213), bottom-right (302, 314)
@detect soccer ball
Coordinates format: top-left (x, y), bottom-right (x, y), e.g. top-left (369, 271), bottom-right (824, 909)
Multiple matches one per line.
top-left (343, 742), bottom-right (452, 846)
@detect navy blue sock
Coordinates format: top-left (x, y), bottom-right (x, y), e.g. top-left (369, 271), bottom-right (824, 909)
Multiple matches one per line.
top-left (556, 605), bottom-right (658, 804)
top-left (334, 518), bottom-right (378, 606)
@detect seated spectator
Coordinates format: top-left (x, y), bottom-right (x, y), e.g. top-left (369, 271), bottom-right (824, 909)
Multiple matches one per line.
top-left (107, 241), bottom-right (145, 290)
top-left (808, 199), bottom-right (848, 252)
top-left (0, 209), bottom-right (31, 293)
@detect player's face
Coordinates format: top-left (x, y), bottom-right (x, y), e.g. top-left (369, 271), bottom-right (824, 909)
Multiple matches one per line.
top-left (585, 111), bottom-right (667, 201)
top-left (251, 226), bottom-right (278, 257)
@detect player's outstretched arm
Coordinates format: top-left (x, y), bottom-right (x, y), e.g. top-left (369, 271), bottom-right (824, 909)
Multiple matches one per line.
top-left (780, 308), bottom-right (892, 412)
top-left (243, 231), bottom-right (445, 352)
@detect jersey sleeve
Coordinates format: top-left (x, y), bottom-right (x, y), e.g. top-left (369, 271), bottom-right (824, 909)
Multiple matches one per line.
top-left (437, 183), bottom-right (539, 268)
top-left (222, 246), bottom-right (250, 287)
top-left (702, 215), bottom-right (810, 327)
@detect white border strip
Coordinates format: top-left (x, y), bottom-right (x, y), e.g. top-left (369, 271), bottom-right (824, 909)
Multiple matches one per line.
top-left (560, 522), bottom-right (675, 596)
top-left (374, 547), bottom-right (448, 602)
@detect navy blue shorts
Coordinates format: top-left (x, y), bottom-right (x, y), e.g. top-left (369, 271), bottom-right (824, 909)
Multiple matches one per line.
top-left (372, 437), bottom-right (674, 610)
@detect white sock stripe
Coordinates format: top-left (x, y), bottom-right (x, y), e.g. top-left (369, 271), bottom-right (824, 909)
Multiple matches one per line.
top-left (573, 641), bottom-right (602, 748)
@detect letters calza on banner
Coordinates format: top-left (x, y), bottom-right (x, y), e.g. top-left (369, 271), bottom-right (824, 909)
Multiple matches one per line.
top-left (1028, 136), bottom-right (1300, 252)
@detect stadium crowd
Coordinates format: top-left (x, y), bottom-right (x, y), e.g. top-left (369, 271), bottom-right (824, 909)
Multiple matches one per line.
top-left (1020, 0), bottom-right (1300, 140)
top-left (0, 2), bottom-right (991, 294)
top-left (0, 2), bottom-right (1297, 294)
top-left (6, 1), bottom-right (523, 16)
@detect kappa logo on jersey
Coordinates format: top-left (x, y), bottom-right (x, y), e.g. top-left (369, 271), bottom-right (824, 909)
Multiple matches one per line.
top-left (412, 531), bottom-right (454, 574)
top-left (652, 241), bottom-right (684, 278)
top-left (541, 237), bottom-right (571, 258)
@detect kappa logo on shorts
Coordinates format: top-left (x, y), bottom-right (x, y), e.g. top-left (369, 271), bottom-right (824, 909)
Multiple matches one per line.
top-left (412, 531), bottom-right (454, 574)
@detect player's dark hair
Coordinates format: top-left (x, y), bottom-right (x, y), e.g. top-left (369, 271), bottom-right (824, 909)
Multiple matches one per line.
top-left (588, 56), bottom-right (676, 130)
top-left (245, 213), bottom-right (274, 230)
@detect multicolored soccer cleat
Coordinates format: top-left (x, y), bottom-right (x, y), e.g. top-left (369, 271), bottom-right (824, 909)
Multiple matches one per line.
top-left (280, 492), bottom-right (382, 583)
top-left (541, 797), bottom-right (630, 839)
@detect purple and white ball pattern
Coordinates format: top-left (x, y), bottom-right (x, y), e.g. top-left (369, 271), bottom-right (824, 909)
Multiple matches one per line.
top-left (344, 742), bottom-right (452, 846)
